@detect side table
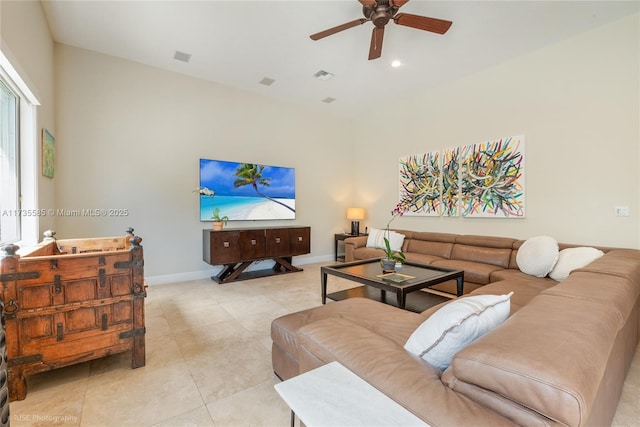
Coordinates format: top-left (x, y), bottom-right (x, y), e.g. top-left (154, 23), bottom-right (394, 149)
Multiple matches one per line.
top-left (334, 233), bottom-right (367, 261)
top-left (274, 361), bottom-right (428, 427)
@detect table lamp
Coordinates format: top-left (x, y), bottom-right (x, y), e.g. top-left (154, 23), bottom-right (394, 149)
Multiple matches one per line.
top-left (346, 208), bottom-right (365, 236)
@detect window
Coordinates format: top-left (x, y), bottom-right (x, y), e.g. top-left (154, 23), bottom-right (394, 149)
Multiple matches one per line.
top-left (0, 51), bottom-right (40, 247)
top-left (0, 79), bottom-right (20, 244)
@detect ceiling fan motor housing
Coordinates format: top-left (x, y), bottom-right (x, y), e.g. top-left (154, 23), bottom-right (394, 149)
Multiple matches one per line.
top-left (363, 2), bottom-right (399, 28)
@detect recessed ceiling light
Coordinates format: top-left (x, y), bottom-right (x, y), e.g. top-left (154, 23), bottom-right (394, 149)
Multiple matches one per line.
top-left (391, 60), bottom-right (402, 68)
top-left (322, 97), bottom-right (336, 104)
top-left (314, 70), bottom-right (334, 81)
top-left (259, 77), bottom-right (276, 86)
top-left (173, 51), bottom-right (191, 63)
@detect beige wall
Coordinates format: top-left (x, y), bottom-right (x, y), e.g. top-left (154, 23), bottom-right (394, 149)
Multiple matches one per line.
top-left (54, 45), bottom-right (354, 281)
top-left (3, 3), bottom-right (638, 282)
top-left (352, 14), bottom-right (640, 248)
top-left (0, 0), bottom-right (56, 233)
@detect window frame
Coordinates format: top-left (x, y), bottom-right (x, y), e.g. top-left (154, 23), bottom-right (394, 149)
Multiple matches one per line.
top-left (0, 78), bottom-right (20, 244)
top-left (0, 51), bottom-right (41, 248)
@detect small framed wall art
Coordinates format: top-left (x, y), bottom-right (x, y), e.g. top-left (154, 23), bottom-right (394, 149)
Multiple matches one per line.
top-left (42, 128), bottom-right (55, 178)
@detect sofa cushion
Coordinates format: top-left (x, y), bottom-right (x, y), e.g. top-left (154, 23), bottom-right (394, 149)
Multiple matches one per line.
top-left (543, 271), bottom-right (640, 327)
top-left (404, 292), bottom-right (512, 370)
top-left (575, 249), bottom-right (640, 285)
top-left (271, 298), bottom-right (423, 361)
top-left (548, 247), bottom-right (604, 281)
top-left (271, 298), bottom-right (425, 381)
top-left (296, 317), bottom-right (516, 426)
top-left (450, 244), bottom-right (513, 269)
top-left (405, 232), bottom-right (456, 259)
top-left (352, 246), bottom-right (386, 260)
top-left (516, 236), bottom-right (559, 277)
top-left (430, 280), bottom-right (483, 296)
top-left (455, 235), bottom-right (516, 249)
top-left (489, 268), bottom-right (553, 284)
top-left (468, 279), bottom-right (556, 314)
top-left (366, 228), bottom-right (405, 251)
top-left (403, 252), bottom-right (447, 265)
top-left (431, 259), bottom-right (504, 285)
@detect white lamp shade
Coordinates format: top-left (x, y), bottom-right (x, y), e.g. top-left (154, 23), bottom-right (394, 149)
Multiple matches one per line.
top-left (346, 208), bottom-right (365, 220)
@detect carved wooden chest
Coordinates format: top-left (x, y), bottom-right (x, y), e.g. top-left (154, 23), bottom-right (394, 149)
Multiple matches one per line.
top-left (0, 229), bottom-right (146, 401)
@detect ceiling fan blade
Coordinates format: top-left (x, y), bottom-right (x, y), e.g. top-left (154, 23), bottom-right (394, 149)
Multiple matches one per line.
top-left (358, 0), bottom-right (376, 7)
top-left (393, 13), bottom-right (452, 34)
top-left (310, 18), bottom-right (368, 41)
top-left (368, 26), bottom-right (384, 60)
top-left (389, 0), bottom-right (410, 8)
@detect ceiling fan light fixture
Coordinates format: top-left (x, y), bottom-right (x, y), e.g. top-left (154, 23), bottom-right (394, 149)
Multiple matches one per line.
top-left (391, 60), bottom-right (402, 68)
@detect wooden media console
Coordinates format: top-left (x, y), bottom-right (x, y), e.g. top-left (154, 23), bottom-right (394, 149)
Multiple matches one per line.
top-left (203, 226), bottom-right (311, 283)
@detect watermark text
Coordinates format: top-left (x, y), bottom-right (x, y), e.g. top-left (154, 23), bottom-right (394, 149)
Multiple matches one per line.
top-left (1, 208), bottom-right (129, 217)
top-left (12, 413), bottom-right (79, 423)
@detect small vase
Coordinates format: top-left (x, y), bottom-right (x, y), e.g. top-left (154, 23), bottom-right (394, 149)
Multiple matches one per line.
top-left (381, 258), bottom-right (396, 272)
top-left (212, 221), bottom-right (224, 231)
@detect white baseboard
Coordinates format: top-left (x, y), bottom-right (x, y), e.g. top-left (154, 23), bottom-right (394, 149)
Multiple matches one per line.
top-left (145, 254), bottom-right (334, 286)
top-left (145, 270), bottom-right (216, 286)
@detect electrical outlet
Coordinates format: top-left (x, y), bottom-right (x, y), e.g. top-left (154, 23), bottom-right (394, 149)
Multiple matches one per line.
top-left (615, 206), bottom-right (629, 217)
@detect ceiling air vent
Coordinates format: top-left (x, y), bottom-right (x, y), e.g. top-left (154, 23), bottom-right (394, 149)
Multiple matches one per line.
top-left (259, 77), bottom-right (276, 86)
top-left (314, 70), bottom-right (334, 81)
top-left (173, 51), bottom-right (191, 63)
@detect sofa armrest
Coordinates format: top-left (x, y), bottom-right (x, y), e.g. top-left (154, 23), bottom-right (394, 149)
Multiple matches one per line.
top-left (344, 236), bottom-right (368, 262)
top-left (296, 317), bottom-right (514, 426)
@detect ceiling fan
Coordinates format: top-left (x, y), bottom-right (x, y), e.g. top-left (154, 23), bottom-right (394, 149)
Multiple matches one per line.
top-left (310, 0), bottom-right (452, 60)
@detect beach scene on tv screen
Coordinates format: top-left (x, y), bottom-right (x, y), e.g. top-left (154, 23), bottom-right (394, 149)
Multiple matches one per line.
top-left (199, 158), bottom-right (296, 221)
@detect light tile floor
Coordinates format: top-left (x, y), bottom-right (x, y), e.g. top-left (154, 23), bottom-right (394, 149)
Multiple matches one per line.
top-left (8, 263), bottom-right (640, 426)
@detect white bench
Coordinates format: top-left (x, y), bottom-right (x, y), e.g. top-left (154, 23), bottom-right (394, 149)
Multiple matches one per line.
top-left (274, 361), bottom-right (429, 427)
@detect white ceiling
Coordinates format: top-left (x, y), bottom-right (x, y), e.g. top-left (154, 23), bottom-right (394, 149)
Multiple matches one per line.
top-left (41, 1), bottom-right (639, 118)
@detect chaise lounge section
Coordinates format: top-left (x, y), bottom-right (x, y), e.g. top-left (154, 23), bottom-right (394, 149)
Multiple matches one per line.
top-left (271, 232), bottom-right (640, 426)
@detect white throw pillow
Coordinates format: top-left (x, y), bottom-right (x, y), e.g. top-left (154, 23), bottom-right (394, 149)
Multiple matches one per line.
top-left (516, 236), bottom-right (559, 277)
top-left (366, 228), bottom-right (384, 248)
top-left (366, 228), bottom-right (405, 252)
top-left (549, 247), bottom-right (605, 281)
top-left (404, 292), bottom-right (513, 371)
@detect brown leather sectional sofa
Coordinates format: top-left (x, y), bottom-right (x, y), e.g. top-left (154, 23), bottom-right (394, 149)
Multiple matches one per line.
top-left (271, 231), bottom-right (640, 426)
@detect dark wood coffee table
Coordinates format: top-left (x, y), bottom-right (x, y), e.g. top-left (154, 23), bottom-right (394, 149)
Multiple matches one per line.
top-left (321, 259), bottom-right (464, 312)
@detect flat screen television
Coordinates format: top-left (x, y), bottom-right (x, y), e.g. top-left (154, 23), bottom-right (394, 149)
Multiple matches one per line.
top-left (198, 158), bottom-right (296, 221)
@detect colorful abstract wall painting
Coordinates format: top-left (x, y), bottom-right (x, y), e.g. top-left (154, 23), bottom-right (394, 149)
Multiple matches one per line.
top-left (441, 146), bottom-right (461, 217)
top-left (460, 136), bottom-right (525, 217)
top-left (399, 152), bottom-right (442, 216)
top-left (398, 135), bottom-right (525, 219)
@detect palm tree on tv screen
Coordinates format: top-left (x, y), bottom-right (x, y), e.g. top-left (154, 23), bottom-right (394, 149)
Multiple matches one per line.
top-left (233, 163), bottom-right (295, 212)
